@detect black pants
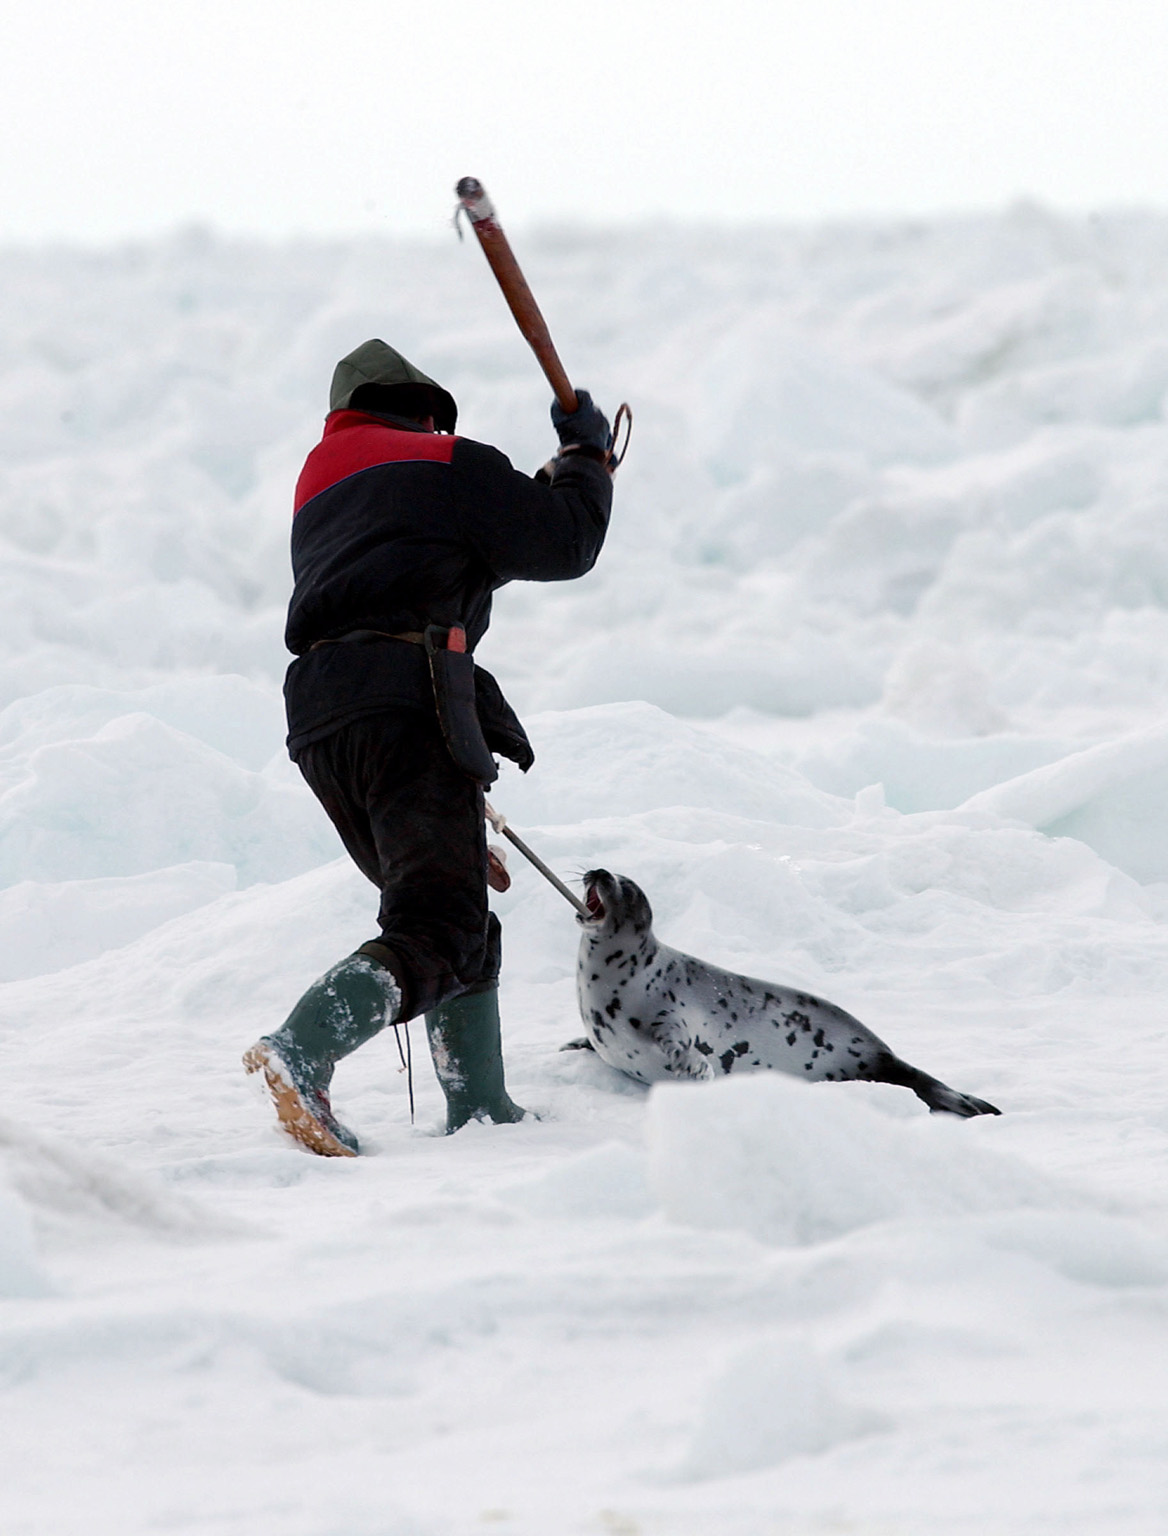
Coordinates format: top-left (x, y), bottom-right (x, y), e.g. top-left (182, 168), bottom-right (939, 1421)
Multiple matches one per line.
top-left (294, 710), bottom-right (500, 1021)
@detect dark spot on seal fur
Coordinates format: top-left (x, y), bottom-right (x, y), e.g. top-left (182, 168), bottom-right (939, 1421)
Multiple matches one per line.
top-left (719, 1042), bottom-right (750, 1071)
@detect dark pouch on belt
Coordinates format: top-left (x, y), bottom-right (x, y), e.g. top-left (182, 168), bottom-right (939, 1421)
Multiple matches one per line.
top-left (424, 625), bottom-right (498, 786)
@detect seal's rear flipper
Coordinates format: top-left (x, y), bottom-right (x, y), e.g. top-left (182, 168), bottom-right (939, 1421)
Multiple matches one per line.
top-left (873, 1053), bottom-right (1001, 1117)
top-left (928, 1087), bottom-right (1001, 1117)
top-left (559, 1037), bottom-right (595, 1052)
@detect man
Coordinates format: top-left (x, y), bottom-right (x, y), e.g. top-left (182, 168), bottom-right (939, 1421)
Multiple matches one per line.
top-left (244, 339), bottom-right (614, 1156)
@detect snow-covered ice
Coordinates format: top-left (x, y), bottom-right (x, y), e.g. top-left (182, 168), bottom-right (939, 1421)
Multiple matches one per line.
top-left (2, 207), bottom-right (1168, 1533)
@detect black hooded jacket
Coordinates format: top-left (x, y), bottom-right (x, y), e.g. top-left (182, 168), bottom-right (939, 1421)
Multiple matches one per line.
top-left (283, 409), bottom-right (613, 758)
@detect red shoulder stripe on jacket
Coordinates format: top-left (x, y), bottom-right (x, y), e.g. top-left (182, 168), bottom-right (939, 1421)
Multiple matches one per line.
top-left (294, 411), bottom-right (457, 514)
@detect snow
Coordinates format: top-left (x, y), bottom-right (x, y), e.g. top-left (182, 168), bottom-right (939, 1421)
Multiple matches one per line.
top-left (646, 1075), bottom-right (1064, 1245)
top-left (2, 207), bottom-right (1168, 1532)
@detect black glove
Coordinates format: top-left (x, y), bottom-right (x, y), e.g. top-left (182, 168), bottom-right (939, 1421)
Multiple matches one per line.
top-left (551, 389), bottom-right (611, 455)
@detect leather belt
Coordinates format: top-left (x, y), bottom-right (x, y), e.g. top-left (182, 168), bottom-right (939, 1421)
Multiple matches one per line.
top-left (309, 629), bottom-right (425, 651)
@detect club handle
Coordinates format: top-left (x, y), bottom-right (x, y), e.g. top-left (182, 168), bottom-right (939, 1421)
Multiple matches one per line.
top-left (455, 177), bottom-right (578, 414)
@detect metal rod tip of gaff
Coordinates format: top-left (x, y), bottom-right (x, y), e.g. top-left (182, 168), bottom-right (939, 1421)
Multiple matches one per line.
top-left (455, 177), bottom-right (496, 226)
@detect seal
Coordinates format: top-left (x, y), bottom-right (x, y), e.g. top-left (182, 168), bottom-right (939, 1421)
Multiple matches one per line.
top-left (572, 870), bottom-right (1000, 1117)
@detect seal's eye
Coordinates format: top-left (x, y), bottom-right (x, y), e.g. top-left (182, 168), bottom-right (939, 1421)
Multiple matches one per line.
top-left (586, 885), bottom-right (606, 921)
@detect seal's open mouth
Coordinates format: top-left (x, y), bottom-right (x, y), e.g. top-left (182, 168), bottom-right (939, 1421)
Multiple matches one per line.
top-left (585, 883), bottom-right (606, 921)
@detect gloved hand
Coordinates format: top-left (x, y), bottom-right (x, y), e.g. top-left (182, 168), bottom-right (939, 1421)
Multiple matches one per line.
top-left (550, 389), bottom-right (611, 455)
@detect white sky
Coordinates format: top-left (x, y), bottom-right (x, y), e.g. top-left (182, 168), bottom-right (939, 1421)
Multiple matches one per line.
top-left (2, 0), bottom-right (1166, 241)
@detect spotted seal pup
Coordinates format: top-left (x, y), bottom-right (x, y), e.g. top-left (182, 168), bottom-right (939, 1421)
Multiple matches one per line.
top-left (571, 870), bottom-right (999, 1117)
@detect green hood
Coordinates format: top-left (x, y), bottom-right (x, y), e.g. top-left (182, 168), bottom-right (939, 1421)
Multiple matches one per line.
top-left (329, 339), bottom-right (458, 432)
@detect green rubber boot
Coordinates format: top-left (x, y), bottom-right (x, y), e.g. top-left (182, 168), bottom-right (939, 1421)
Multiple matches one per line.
top-left (244, 952), bottom-right (402, 1157)
top-left (424, 985), bottom-right (526, 1134)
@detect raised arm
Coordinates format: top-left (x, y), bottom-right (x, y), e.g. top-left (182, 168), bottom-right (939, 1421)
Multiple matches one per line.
top-left (451, 437), bottom-right (614, 584)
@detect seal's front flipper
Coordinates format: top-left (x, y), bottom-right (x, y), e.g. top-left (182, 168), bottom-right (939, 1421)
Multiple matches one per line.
top-left (560, 1037), bottom-right (595, 1052)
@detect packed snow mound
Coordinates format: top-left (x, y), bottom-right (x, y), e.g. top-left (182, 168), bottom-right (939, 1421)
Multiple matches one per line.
top-left (649, 311), bottom-right (959, 484)
top-left (674, 1336), bottom-right (883, 1480)
top-left (972, 1210), bottom-right (1168, 1290)
top-left (0, 1178), bottom-right (51, 1298)
top-left (0, 676), bottom-right (286, 769)
top-left (646, 1075), bottom-right (1063, 1246)
top-left (0, 862), bottom-right (236, 982)
top-left (0, 681), bottom-right (338, 888)
top-left (503, 700), bottom-right (844, 828)
top-left (499, 1139), bottom-right (654, 1221)
top-left (961, 724), bottom-right (1168, 883)
top-left (0, 1116), bottom-right (236, 1242)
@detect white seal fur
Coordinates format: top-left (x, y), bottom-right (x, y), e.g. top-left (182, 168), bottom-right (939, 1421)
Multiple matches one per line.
top-left (572, 870), bottom-right (999, 1117)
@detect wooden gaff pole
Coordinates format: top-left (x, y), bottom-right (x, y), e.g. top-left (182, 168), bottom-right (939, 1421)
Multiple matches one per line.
top-left (484, 801), bottom-right (590, 919)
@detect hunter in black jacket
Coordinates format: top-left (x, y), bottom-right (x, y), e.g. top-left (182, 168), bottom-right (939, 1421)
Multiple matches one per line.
top-left (244, 339), bottom-right (614, 1157)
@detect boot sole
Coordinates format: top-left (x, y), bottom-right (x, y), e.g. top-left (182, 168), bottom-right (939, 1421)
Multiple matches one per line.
top-left (242, 1042), bottom-right (358, 1158)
